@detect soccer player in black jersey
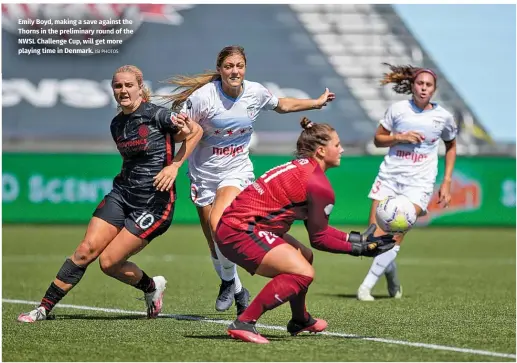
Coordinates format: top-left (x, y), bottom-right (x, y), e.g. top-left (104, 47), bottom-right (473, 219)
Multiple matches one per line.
top-left (18, 65), bottom-right (203, 323)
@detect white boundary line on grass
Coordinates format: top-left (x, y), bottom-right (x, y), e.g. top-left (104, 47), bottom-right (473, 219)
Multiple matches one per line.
top-left (4, 298), bottom-right (515, 360)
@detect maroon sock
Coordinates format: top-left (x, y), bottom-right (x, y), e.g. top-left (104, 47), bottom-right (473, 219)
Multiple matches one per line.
top-left (239, 273), bottom-right (313, 323)
top-left (289, 253), bottom-right (313, 322)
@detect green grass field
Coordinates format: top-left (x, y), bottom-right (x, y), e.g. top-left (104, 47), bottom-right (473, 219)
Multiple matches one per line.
top-left (2, 224), bottom-right (515, 361)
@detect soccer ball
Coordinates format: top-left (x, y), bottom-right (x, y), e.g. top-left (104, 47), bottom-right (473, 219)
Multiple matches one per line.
top-left (375, 195), bottom-right (417, 234)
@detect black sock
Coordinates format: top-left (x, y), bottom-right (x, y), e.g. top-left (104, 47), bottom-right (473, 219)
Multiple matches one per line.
top-left (134, 271), bottom-right (155, 293)
top-left (40, 282), bottom-right (66, 313)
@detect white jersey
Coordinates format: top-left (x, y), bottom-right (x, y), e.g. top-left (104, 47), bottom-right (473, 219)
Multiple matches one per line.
top-left (181, 80), bottom-right (279, 182)
top-left (378, 100), bottom-right (457, 186)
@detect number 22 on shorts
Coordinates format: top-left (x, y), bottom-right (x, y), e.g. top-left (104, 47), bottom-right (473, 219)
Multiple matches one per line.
top-left (258, 231), bottom-right (277, 244)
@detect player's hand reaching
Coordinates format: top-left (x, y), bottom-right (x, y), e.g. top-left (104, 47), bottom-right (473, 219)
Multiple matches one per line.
top-left (153, 164), bottom-right (179, 192)
top-left (172, 112), bottom-right (192, 135)
top-left (438, 179), bottom-right (452, 208)
top-left (314, 88), bottom-right (335, 109)
top-left (347, 223), bottom-right (396, 257)
top-left (395, 131), bottom-right (425, 144)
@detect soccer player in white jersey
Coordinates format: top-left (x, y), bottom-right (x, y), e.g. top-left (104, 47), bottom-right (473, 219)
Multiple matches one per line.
top-left (164, 45), bottom-right (335, 314)
top-left (357, 64), bottom-right (457, 301)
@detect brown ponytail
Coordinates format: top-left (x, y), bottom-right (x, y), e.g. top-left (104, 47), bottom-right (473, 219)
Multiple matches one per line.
top-left (380, 63), bottom-right (437, 95)
top-left (295, 117), bottom-right (335, 158)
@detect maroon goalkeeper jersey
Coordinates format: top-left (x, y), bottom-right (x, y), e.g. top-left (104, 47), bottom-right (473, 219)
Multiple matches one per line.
top-left (221, 157), bottom-right (350, 252)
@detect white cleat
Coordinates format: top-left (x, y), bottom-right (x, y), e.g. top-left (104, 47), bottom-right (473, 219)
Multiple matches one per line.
top-left (357, 285), bottom-right (375, 301)
top-left (389, 285), bottom-right (403, 299)
top-left (17, 306), bottom-right (48, 323)
top-left (144, 276), bottom-right (167, 318)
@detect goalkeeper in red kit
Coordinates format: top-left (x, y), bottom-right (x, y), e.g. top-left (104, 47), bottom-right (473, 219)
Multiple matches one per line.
top-left (215, 116), bottom-right (396, 344)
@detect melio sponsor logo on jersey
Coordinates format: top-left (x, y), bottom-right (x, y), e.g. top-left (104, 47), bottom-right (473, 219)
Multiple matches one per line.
top-left (395, 150), bottom-right (428, 163)
top-left (212, 144), bottom-right (244, 157)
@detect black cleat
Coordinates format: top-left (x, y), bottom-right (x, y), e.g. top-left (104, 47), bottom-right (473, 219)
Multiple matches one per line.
top-left (235, 287), bottom-right (250, 316)
top-left (287, 314), bottom-right (328, 336)
top-left (215, 278), bottom-right (235, 312)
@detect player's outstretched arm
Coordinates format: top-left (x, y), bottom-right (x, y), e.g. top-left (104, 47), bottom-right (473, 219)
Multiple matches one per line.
top-left (274, 88), bottom-right (335, 113)
top-left (305, 174), bottom-right (395, 257)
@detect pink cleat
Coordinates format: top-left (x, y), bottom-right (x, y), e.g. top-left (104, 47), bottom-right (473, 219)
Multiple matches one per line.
top-left (144, 276), bottom-right (167, 318)
top-left (227, 319), bottom-right (270, 344)
top-left (17, 306), bottom-right (48, 323)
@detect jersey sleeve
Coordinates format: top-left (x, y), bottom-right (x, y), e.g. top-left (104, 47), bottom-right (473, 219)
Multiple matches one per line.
top-left (305, 171), bottom-right (354, 254)
top-left (154, 107), bottom-right (181, 134)
top-left (179, 91), bottom-right (210, 123)
top-left (379, 104), bottom-right (394, 131)
top-left (441, 113), bottom-right (458, 141)
top-left (256, 83), bottom-right (279, 111)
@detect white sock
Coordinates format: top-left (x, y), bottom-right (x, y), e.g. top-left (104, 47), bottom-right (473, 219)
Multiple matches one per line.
top-left (214, 243), bottom-right (242, 293)
top-left (233, 273), bottom-right (243, 295)
top-left (361, 245), bottom-right (401, 290)
top-left (385, 261), bottom-right (396, 275)
top-left (211, 256), bottom-right (222, 279)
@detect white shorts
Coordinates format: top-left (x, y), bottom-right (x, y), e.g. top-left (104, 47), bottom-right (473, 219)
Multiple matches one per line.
top-left (368, 175), bottom-right (434, 214)
top-left (190, 172), bottom-right (255, 207)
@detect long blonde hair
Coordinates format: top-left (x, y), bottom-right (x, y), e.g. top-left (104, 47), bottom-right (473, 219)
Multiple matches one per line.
top-left (162, 45), bottom-right (247, 111)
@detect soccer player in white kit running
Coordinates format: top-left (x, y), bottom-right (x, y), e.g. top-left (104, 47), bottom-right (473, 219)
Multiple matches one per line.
top-left (164, 45), bottom-right (336, 314)
top-left (357, 64), bottom-right (458, 301)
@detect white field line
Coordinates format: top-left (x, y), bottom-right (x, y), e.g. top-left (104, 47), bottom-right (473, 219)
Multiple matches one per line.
top-left (3, 299), bottom-right (515, 359)
top-left (3, 254), bottom-right (514, 266)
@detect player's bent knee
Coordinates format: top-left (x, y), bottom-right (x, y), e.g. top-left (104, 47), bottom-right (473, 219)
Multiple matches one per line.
top-left (294, 273), bottom-right (314, 291)
top-left (98, 254), bottom-right (122, 276)
top-left (300, 263), bottom-right (315, 279)
top-left (73, 239), bottom-right (101, 266)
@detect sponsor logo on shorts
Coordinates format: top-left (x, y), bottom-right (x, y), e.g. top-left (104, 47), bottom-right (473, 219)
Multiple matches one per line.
top-left (96, 198), bottom-right (106, 210)
top-left (212, 144), bottom-right (244, 157)
top-left (395, 150), bottom-right (428, 163)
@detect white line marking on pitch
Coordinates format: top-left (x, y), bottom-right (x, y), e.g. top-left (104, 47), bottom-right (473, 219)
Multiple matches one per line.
top-left (4, 299), bottom-right (515, 359)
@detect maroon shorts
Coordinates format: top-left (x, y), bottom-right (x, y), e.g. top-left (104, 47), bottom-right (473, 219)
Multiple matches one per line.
top-left (215, 221), bottom-right (287, 275)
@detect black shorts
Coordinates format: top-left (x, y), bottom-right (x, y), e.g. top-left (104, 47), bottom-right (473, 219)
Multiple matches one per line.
top-left (93, 189), bottom-right (174, 243)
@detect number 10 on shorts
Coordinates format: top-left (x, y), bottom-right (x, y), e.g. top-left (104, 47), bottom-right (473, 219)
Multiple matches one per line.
top-left (136, 211), bottom-right (155, 229)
